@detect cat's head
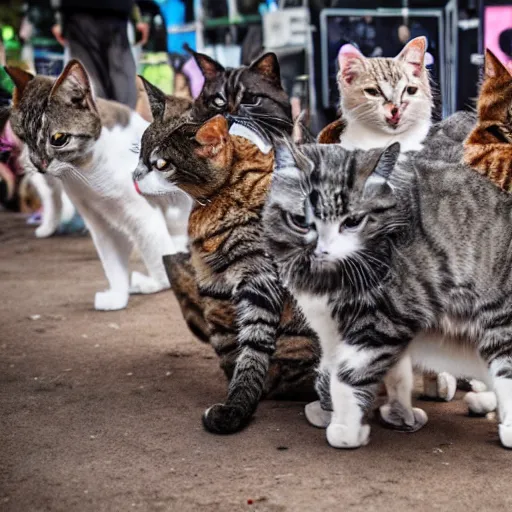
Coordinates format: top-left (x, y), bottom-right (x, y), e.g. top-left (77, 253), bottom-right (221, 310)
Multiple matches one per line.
top-left (188, 50), bottom-right (292, 138)
top-left (474, 50), bottom-right (512, 143)
top-left (337, 37), bottom-right (431, 135)
top-left (5, 60), bottom-right (102, 176)
top-left (133, 114), bottom-right (237, 199)
top-left (263, 142), bottom-right (411, 295)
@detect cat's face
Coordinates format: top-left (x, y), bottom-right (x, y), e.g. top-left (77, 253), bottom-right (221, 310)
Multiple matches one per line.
top-left (337, 37), bottom-right (431, 135)
top-left (6, 61), bottom-right (101, 177)
top-left (263, 142), bottom-right (408, 295)
top-left (189, 51), bottom-right (292, 138)
top-left (133, 114), bottom-right (235, 199)
top-left (475, 50), bottom-right (512, 143)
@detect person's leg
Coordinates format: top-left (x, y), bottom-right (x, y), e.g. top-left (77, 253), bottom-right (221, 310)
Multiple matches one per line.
top-left (107, 19), bottom-right (137, 108)
top-left (63, 14), bottom-right (109, 99)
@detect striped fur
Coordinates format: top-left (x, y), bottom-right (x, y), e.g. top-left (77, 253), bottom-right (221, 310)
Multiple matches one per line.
top-left (464, 50), bottom-right (512, 191)
top-left (263, 142), bottom-right (512, 448)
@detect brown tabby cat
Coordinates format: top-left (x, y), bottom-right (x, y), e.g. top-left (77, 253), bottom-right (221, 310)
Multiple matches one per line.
top-left (464, 50), bottom-right (512, 190)
top-left (133, 114), bottom-right (319, 434)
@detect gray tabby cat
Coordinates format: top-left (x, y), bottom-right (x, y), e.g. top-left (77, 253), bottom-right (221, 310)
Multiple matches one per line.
top-left (262, 140), bottom-right (512, 449)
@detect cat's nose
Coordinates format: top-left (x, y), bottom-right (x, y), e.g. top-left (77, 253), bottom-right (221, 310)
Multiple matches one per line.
top-left (391, 106), bottom-right (399, 117)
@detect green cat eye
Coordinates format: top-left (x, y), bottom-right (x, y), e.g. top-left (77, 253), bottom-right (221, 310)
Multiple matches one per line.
top-left (50, 132), bottom-right (70, 147)
top-left (364, 88), bottom-right (380, 97)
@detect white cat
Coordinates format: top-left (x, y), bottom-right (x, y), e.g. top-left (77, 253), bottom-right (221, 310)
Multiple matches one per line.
top-left (7, 60), bottom-right (187, 310)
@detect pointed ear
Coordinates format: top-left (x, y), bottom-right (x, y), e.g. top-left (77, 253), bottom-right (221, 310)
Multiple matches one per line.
top-left (195, 115), bottom-right (229, 146)
top-left (396, 37), bottom-right (427, 77)
top-left (484, 49), bottom-right (511, 79)
top-left (137, 75), bottom-right (167, 121)
top-left (250, 53), bottom-right (281, 86)
top-left (4, 66), bottom-right (34, 105)
top-left (363, 143), bottom-right (400, 198)
top-left (49, 59), bottom-right (97, 110)
top-left (317, 119), bottom-right (345, 144)
top-left (188, 49), bottom-right (225, 81)
top-left (337, 44), bottom-right (366, 85)
top-left (135, 75), bottom-right (153, 122)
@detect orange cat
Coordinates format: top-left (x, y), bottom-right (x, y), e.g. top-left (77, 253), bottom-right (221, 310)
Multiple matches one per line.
top-left (464, 50), bottom-right (512, 191)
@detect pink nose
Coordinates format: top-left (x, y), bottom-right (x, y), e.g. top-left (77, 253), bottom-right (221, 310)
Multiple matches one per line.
top-left (386, 105), bottom-right (401, 125)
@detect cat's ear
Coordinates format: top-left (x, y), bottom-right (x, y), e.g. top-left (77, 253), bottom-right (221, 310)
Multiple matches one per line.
top-left (337, 44), bottom-right (365, 85)
top-left (317, 119), bottom-right (345, 144)
top-left (250, 53), bottom-right (281, 86)
top-left (195, 115), bottom-right (229, 146)
top-left (135, 75), bottom-right (153, 122)
top-left (396, 37), bottom-right (427, 77)
top-left (363, 142), bottom-right (401, 198)
top-left (188, 49), bottom-right (225, 81)
top-left (484, 49), bottom-right (511, 80)
top-left (4, 66), bottom-right (34, 105)
top-left (137, 75), bottom-right (167, 121)
top-left (49, 60), bottom-right (97, 111)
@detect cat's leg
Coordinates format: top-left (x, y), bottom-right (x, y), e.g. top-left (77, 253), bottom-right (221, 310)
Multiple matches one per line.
top-left (326, 341), bottom-right (408, 449)
top-left (464, 391), bottom-right (497, 416)
top-left (79, 206), bottom-right (133, 310)
top-left (128, 200), bottom-right (175, 294)
top-left (421, 371), bottom-right (457, 401)
top-left (30, 173), bottom-right (63, 238)
top-left (164, 194), bottom-right (192, 254)
top-left (378, 354), bottom-right (428, 432)
top-left (305, 368), bottom-right (333, 429)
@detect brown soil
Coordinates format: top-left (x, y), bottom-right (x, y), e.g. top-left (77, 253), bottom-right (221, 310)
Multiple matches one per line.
top-left (1, 213), bottom-right (511, 512)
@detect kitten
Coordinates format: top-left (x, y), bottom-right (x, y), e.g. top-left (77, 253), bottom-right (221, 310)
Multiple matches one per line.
top-left (263, 141), bottom-right (512, 449)
top-left (6, 61), bottom-right (179, 310)
top-left (464, 49), bottom-right (512, 190)
top-left (134, 114), bottom-right (319, 432)
top-left (336, 37), bottom-right (432, 152)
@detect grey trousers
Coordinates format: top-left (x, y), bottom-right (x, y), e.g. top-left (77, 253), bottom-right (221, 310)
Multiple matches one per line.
top-left (64, 13), bottom-right (137, 109)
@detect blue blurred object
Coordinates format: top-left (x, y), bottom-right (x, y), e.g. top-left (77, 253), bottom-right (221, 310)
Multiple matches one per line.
top-left (157, 0), bottom-right (196, 53)
top-left (56, 212), bottom-right (88, 236)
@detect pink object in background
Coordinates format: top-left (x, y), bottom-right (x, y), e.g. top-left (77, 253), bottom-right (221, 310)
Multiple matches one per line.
top-left (484, 6), bottom-right (512, 67)
top-left (182, 57), bottom-right (205, 99)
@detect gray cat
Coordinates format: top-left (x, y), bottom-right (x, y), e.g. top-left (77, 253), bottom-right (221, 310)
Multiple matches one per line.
top-left (262, 140), bottom-right (512, 449)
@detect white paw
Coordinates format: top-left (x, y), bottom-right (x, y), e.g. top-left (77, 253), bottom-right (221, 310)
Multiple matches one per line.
top-left (464, 391), bottom-right (497, 416)
top-left (378, 403), bottom-right (428, 433)
top-left (437, 372), bottom-right (457, 402)
top-left (129, 271), bottom-right (170, 295)
top-left (305, 401), bottom-right (332, 428)
top-left (470, 379), bottom-right (488, 393)
top-left (326, 423), bottom-right (370, 449)
top-left (35, 224), bottom-right (58, 238)
top-left (94, 290), bottom-right (129, 311)
top-left (499, 424), bottom-right (512, 449)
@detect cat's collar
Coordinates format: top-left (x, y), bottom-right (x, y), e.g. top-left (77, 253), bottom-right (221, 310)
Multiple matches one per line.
top-left (228, 121), bottom-right (272, 155)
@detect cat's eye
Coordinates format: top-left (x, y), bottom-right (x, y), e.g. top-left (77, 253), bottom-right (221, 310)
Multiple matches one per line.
top-left (211, 95), bottom-right (226, 108)
top-left (341, 216), bottom-right (365, 231)
top-left (285, 212), bottom-right (311, 234)
top-left (406, 86), bottom-right (418, 95)
top-left (50, 132), bottom-right (70, 147)
top-left (364, 88), bottom-right (380, 97)
top-left (155, 158), bottom-right (168, 170)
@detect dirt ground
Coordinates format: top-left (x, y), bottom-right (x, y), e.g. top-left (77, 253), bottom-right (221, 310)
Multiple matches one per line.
top-left (1, 212), bottom-right (512, 512)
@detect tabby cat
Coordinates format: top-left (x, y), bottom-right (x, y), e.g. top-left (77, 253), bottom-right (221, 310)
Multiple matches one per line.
top-left (464, 49), bottom-right (512, 190)
top-left (263, 141), bottom-right (512, 449)
top-left (134, 114), bottom-right (318, 433)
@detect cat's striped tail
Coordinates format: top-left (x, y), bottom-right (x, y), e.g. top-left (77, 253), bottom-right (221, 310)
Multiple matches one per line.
top-left (202, 260), bottom-right (285, 434)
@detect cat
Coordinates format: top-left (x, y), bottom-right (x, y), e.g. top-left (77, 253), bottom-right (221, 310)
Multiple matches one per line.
top-left (186, 49), bottom-right (293, 139)
top-left (133, 113), bottom-right (319, 432)
top-left (262, 140), bottom-right (512, 449)
top-left (464, 49), bottom-right (512, 191)
top-left (6, 60), bottom-right (183, 310)
top-left (335, 36), bottom-right (432, 152)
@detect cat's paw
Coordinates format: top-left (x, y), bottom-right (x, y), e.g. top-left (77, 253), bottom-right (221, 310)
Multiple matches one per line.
top-left (94, 290), bottom-right (129, 311)
top-left (377, 403), bottom-right (428, 433)
top-left (305, 400), bottom-right (332, 428)
top-left (464, 391), bottom-right (497, 416)
top-left (437, 372), bottom-right (457, 401)
top-left (470, 379), bottom-right (488, 393)
top-left (202, 403), bottom-right (251, 434)
top-left (129, 271), bottom-right (170, 295)
top-left (499, 424), bottom-right (512, 449)
top-left (326, 423), bottom-right (370, 449)
top-left (35, 224), bottom-right (58, 238)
